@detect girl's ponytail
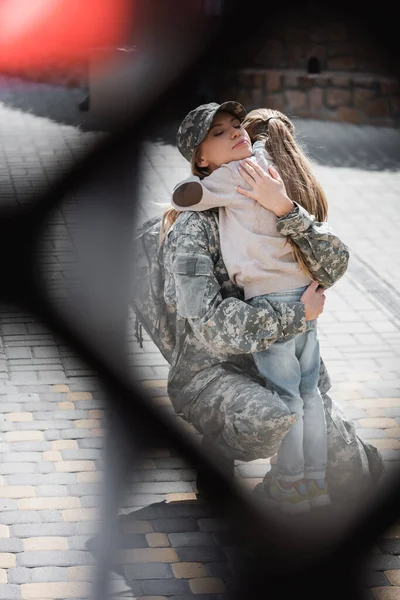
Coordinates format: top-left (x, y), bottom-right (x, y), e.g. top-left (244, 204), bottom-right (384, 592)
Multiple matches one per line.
top-left (242, 108), bottom-right (328, 280)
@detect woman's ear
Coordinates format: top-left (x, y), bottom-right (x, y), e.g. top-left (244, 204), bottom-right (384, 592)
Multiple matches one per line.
top-left (196, 154), bottom-right (209, 167)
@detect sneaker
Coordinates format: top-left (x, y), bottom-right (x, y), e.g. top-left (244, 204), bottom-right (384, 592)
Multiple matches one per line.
top-left (269, 477), bottom-right (311, 514)
top-left (306, 479), bottom-right (331, 508)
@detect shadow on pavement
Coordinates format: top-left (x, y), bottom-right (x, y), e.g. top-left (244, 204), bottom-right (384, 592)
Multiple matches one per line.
top-left (86, 499), bottom-right (239, 598)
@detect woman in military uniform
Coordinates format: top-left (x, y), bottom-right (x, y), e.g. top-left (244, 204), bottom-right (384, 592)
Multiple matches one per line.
top-left (159, 101), bottom-right (383, 508)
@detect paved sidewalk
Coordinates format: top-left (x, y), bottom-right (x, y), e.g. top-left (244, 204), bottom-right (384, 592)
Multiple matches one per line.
top-left (0, 74), bottom-right (400, 599)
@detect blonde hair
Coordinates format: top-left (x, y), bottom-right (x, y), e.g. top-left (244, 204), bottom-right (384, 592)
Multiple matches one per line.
top-left (242, 108), bottom-right (328, 279)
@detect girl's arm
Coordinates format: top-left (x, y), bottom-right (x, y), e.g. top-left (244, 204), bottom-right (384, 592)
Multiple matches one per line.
top-left (237, 159), bottom-right (349, 289)
top-left (171, 165), bottom-right (239, 211)
top-left (164, 212), bottom-right (307, 356)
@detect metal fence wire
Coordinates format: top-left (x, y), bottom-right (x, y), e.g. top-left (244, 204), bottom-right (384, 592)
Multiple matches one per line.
top-left (1, 1), bottom-right (400, 599)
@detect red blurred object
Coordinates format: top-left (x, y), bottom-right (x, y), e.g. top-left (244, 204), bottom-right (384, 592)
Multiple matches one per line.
top-left (0, 0), bottom-right (132, 70)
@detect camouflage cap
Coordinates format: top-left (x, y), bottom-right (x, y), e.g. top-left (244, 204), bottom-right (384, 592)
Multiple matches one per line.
top-left (176, 101), bottom-right (247, 162)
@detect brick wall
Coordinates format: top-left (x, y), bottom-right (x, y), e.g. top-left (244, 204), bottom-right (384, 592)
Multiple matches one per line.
top-left (216, 69), bottom-right (400, 127)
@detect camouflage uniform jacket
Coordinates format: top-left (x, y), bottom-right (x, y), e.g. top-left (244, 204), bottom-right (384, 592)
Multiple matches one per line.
top-left (163, 203), bottom-right (349, 412)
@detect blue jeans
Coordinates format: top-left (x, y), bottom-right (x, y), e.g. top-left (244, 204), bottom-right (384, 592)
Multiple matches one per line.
top-left (249, 286), bottom-right (327, 482)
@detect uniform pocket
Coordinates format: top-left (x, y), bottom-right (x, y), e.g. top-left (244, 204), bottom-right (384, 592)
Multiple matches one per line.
top-left (173, 254), bottom-right (216, 319)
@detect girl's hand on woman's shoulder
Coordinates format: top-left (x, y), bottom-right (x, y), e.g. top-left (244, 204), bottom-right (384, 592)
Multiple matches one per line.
top-left (236, 159), bottom-right (294, 217)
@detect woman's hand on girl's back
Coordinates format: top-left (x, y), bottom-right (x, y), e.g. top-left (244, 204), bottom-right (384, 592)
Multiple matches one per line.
top-left (301, 281), bottom-right (326, 320)
top-left (236, 159), bottom-right (294, 217)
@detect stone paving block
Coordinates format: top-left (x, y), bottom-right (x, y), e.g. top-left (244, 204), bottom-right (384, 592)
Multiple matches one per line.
top-left (122, 521), bottom-right (154, 535)
top-left (17, 420), bottom-right (72, 431)
top-left (124, 563), bottom-right (173, 580)
top-left (0, 486), bottom-right (35, 499)
top-left (34, 410), bottom-right (88, 421)
top-left (7, 568), bottom-right (32, 584)
top-left (55, 461), bottom-right (95, 472)
top-left (2, 452), bottom-right (42, 463)
top-left (32, 347), bottom-right (60, 359)
top-left (23, 538), bottom-right (69, 551)
top-left (0, 552), bottom-right (17, 567)
top-left (154, 458), bottom-right (191, 470)
top-left (0, 583), bottom-right (21, 599)
top-left (43, 431), bottom-right (64, 442)
top-left (145, 534), bottom-right (170, 548)
top-left (119, 548), bottom-right (179, 564)
top-left (0, 538), bottom-right (23, 553)
top-left (153, 519), bottom-right (199, 534)
top-left (0, 403), bottom-right (22, 413)
top-left (10, 372), bottom-right (39, 383)
top-left (36, 485), bottom-right (68, 497)
top-left (60, 429), bottom-right (93, 440)
top-left (30, 567), bottom-right (69, 582)
top-left (18, 550), bottom-right (90, 568)
top-left (6, 473), bottom-right (77, 486)
top-left (0, 499), bottom-right (17, 512)
top-left (20, 582), bottom-right (90, 599)
top-left (68, 536), bottom-right (92, 551)
top-left (141, 579), bottom-right (189, 596)
top-left (5, 412), bottom-right (33, 422)
top-left (77, 438), bottom-right (104, 450)
top-left (62, 508), bottom-right (98, 522)
top-left (36, 462), bottom-right (56, 475)
top-left (67, 566), bottom-right (94, 581)
top-left (11, 523), bottom-right (77, 538)
top-left (5, 348), bottom-right (32, 360)
top-left (51, 440), bottom-right (79, 450)
top-left (67, 392), bottom-right (93, 401)
top-left (132, 470), bottom-right (181, 483)
top-left (188, 577), bottom-right (226, 594)
top-left (172, 562), bottom-right (207, 579)
top-left (168, 533), bottom-right (215, 547)
top-left (0, 527), bottom-right (9, 539)
top-left (80, 496), bottom-right (101, 508)
top-left (75, 522), bottom-right (99, 537)
top-left (134, 483), bottom-right (194, 495)
top-left (43, 451), bottom-right (62, 462)
top-left (10, 442), bottom-right (48, 452)
top-left (68, 483), bottom-right (102, 497)
top-left (61, 450), bottom-right (102, 461)
top-left (58, 401), bottom-right (75, 410)
top-left (0, 511), bottom-right (40, 525)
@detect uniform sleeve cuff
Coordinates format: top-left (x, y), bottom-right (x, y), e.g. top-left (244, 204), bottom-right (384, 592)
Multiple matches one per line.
top-left (276, 201), bottom-right (315, 237)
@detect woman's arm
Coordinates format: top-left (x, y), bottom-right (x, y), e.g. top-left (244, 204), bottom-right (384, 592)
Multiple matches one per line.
top-left (171, 165), bottom-right (238, 211)
top-left (276, 203), bottom-right (349, 289)
top-left (237, 159), bottom-right (349, 289)
top-left (163, 212), bottom-right (307, 356)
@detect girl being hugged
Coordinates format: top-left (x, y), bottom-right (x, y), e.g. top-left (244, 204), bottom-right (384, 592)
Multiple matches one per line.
top-left (171, 101), bottom-right (344, 514)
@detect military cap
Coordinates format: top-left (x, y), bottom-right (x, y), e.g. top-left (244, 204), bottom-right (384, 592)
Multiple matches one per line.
top-left (176, 101), bottom-right (246, 162)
